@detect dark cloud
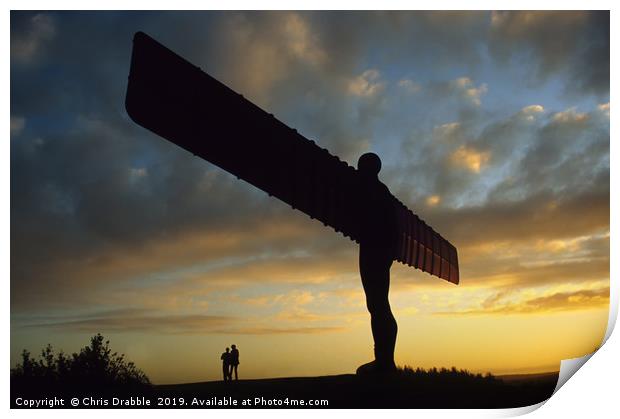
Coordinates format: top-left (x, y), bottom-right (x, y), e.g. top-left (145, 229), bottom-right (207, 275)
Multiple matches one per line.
top-left (488, 111), bottom-right (609, 201)
top-left (488, 11), bottom-right (609, 96)
top-left (10, 13), bottom-right (56, 64)
top-left (461, 233), bottom-right (609, 288)
top-left (220, 326), bottom-right (344, 335)
top-left (25, 314), bottom-right (231, 334)
top-left (465, 250), bottom-right (609, 291)
top-left (428, 181), bottom-right (609, 246)
top-left (22, 310), bottom-right (343, 335)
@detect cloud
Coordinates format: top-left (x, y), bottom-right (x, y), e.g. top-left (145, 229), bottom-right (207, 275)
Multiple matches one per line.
top-left (521, 105), bottom-right (544, 114)
top-left (429, 186), bottom-right (609, 247)
top-left (24, 312), bottom-right (234, 334)
top-left (451, 77), bottom-right (487, 106)
top-left (425, 195), bottom-right (441, 207)
top-left (283, 13), bottom-right (327, 66)
top-left (205, 12), bottom-right (332, 104)
top-left (10, 116), bottom-right (25, 136)
top-left (273, 290), bottom-right (316, 306)
top-left (347, 69), bottom-right (384, 97)
top-left (439, 287), bottom-right (609, 315)
top-left (480, 291), bottom-right (510, 309)
top-left (11, 209), bottom-right (353, 310)
top-left (231, 290), bottom-right (319, 309)
top-left (398, 78), bottom-right (421, 94)
top-left (423, 232), bottom-right (610, 293)
top-left (21, 310), bottom-right (344, 335)
top-left (450, 145), bottom-right (491, 173)
top-left (434, 122), bottom-right (461, 138)
top-left (422, 77), bottom-right (488, 110)
top-left (597, 102), bottom-right (610, 117)
top-left (11, 13), bottom-right (55, 63)
top-left (489, 11), bottom-right (609, 96)
top-left (520, 105), bottom-right (545, 121)
top-left (393, 97), bottom-right (608, 216)
top-left (10, 12), bottom-right (608, 335)
top-left (552, 108), bottom-right (589, 124)
top-left (226, 326), bottom-right (344, 335)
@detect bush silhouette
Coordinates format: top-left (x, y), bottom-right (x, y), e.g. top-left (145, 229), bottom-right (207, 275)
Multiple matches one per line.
top-left (11, 333), bottom-right (151, 398)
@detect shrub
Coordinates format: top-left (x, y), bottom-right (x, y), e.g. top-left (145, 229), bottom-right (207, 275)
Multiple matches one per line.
top-left (11, 333), bottom-right (151, 397)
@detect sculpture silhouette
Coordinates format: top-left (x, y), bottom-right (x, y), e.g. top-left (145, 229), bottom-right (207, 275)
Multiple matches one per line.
top-left (125, 32), bottom-right (460, 376)
top-left (356, 152), bottom-right (399, 374)
top-left (230, 344), bottom-right (240, 380)
top-left (220, 348), bottom-right (231, 382)
top-left (125, 32), bottom-right (459, 284)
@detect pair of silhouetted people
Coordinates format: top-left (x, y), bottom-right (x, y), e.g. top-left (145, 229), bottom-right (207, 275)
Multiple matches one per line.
top-left (356, 152), bottom-right (399, 375)
top-left (220, 344), bottom-right (240, 381)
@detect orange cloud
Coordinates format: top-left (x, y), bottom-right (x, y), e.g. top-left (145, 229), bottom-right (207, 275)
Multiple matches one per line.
top-left (451, 77), bottom-right (487, 105)
top-left (284, 13), bottom-right (326, 66)
top-left (450, 145), bottom-right (490, 173)
top-left (347, 69), bottom-right (383, 97)
top-left (552, 108), bottom-right (589, 124)
top-left (437, 287), bottom-right (609, 315)
top-left (426, 195), bottom-right (441, 207)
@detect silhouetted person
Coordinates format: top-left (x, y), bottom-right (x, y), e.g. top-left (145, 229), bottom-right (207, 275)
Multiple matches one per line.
top-left (221, 347), bottom-right (231, 381)
top-left (356, 152), bottom-right (399, 375)
top-left (230, 344), bottom-right (240, 380)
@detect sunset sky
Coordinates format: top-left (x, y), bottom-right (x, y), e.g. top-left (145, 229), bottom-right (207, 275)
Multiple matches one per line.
top-left (10, 11), bottom-right (609, 384)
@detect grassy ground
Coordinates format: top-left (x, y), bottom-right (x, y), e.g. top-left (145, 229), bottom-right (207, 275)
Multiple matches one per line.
top-left (154, 368), bottom-right (559, 409)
